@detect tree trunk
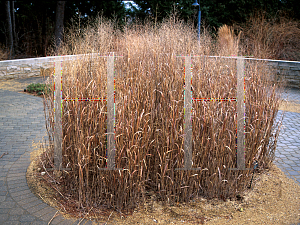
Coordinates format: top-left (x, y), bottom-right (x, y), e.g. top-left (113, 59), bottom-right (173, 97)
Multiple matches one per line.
top-left (6, 1), bottom-right (13, 59)
top-left (55, 1), bottom-right (66, 51)
top-left (42, 14), bottom-right (47, 56)
top-left (11, 1), bottom-right (17, 55)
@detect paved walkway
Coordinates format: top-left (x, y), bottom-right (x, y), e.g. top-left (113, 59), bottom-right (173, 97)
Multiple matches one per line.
top-left (274, 88), bottom-right (300, 185)
top-left (0, 77), bottom-right (299, 225)
top-left (0, 77), bottom-right (91, 224)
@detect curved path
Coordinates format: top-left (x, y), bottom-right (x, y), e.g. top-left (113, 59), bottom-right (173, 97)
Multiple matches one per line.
top-left (0, 77), bottom-right (299, 225)
top-left (274, 88), bottom-right (300, 185)
top-left (0, 77), bottom-right (92, 224)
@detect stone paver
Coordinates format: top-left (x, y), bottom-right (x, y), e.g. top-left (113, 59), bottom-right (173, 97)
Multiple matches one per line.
top-left (274, 86), bottom-right (300, 188)
top-left (281, 87), bottom-right (300, 104)
top-left (0, 76), bottom-right (299, 224)
top-left (274, 109), bottom-right (300, 185)
top-left (0, 77), bottom-right (93, 224)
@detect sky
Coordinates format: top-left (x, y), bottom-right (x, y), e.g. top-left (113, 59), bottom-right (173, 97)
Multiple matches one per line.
top-left (122, 1), bottom-right (140, 11)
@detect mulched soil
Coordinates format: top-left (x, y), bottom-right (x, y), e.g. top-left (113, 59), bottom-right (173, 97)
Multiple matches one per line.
top-left (27, 141), bottom-right (300, 225)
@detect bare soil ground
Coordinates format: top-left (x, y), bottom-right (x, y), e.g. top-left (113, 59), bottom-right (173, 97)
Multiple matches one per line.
top-left (27, 140), bottom-right (300, 225)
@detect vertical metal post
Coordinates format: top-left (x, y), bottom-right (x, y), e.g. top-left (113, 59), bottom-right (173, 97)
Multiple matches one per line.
top-left (184, 56), bottom-right (193, 170)
top-left (106, 54), bottom-right (115, 169)
top-left (174, 55), bottom-right (193, 170)
top-left (175, 55), bottom-right (201, 171)
top-left (236, 57), bottom-right (245, 170)
top-left (54, 58), bottom-right (62, 170)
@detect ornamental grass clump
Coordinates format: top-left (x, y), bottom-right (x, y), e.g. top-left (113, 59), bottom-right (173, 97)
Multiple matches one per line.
top-left (41, 17), bottom-right (282, 217)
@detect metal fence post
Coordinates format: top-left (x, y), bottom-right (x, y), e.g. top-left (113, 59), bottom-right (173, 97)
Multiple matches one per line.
top-left (54, 58), bottom-right (62, 170)
top-left (236, 57), bottom-right (246, 170)
top-left (176, 56), bottom-right (201, 171)
top-left (229, 57), bottom-right (251, 171)
top-left (183, 55), bottom-right (193, 170)
top-left (106, 54), bottom-right (116, 170)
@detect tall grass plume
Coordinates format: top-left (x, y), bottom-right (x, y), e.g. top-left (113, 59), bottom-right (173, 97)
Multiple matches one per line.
top-left (40, 17), bottom-right (282, 217)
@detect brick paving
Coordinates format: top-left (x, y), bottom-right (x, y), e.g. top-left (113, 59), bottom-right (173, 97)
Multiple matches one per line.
top-left (0, 77), bottom-right (95, 224)
top-left (281, 87), bottom-right (300, 104)
top-left (0, 76), bottom-right (299, 225)
top-left (274, 87), bottom-right (300, 188)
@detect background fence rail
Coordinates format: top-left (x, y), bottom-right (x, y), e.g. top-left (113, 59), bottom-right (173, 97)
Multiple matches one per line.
top-left (1, 55), bottom-right (299, 88)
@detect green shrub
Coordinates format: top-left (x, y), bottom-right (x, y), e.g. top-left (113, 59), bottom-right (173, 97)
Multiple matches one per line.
top-left (26, 83), bottom-right (52, 95)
